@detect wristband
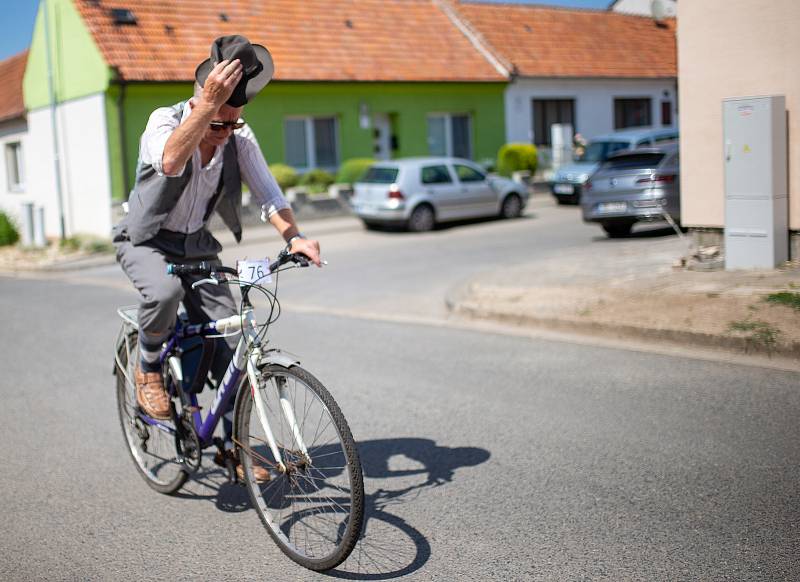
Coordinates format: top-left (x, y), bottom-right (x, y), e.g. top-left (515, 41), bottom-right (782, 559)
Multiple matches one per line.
top-left (286, 233), bottom-right (306, 248)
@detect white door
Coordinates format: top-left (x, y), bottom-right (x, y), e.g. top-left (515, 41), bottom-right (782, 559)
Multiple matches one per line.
top-left (373, 114), bottom-right (392, 161)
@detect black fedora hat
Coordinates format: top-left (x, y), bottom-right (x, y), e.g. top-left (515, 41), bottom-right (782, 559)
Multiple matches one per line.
top-left (195, 35), bottom-right (274, 107)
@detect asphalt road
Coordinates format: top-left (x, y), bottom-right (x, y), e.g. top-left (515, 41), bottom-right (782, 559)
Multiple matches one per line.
top-left (1, 197), bottom-right (798, 580)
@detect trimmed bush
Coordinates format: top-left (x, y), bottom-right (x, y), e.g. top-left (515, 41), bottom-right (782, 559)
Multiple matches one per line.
top-left (336, 158), bottom-right (375, 185)
top-left (269, 163), bottom-right (299, 191)
top-left (0, 211), bottom-right (19, 246)
top-left (299, 169), bottom-right (336, 194)
top-left (497, 143), bottom-right (538, 177)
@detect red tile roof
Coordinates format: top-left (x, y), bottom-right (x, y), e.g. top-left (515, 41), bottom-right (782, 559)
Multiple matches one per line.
top-left (0, 51), bottom-right (28, 123)
top-left (455, 1), bottom-right (676, 79)
top-left (74, 0), bottom-right (506, 82)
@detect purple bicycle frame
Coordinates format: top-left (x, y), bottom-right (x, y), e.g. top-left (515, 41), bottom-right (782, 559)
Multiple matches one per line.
top-left (138, 316), bottom-right (248, 448)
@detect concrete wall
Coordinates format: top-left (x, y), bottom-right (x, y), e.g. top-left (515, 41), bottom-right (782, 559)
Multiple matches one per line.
top-left (26, 92), bottom-right (112, 238)
top-left (504, 77), bottom-right (678, 144)
top-left (678, 1), bottom-right (800, 231)
top-left (0, 118), bottom-right (29, 225)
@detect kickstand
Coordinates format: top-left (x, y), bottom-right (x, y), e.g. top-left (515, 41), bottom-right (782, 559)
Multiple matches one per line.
top-left (213, 437), bottom-right (238, 484)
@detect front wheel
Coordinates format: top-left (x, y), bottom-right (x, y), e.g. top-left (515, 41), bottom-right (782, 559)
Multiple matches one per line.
top-left (235, 364), bottom-right (364, 571)
top-left (500, 193), bottom-right (523, 219)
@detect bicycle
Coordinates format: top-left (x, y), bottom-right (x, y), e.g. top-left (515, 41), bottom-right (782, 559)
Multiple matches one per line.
top-left (113, 250), bottom-right (365, 571)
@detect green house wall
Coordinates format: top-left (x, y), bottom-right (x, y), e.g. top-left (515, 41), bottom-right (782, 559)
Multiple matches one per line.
top-left (23, 0), bottom-right (111, 111)
top-left (108, 82), bottom-right (507, 200)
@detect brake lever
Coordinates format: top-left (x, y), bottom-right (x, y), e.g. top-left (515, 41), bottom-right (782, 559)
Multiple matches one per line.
top-left (191, 277), bottom-right (220, 290)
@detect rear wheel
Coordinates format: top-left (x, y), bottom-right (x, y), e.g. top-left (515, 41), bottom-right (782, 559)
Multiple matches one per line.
top-left (601, 221), bottom-right (634, 238)
top-left (500, 193), bottom-right (523, 219)
top-left (235, 364), bottom-right (364, 571)
top-left (407, 204), bottom-right (435, 232)
top-left (115, 332), bottom-right (187, 494)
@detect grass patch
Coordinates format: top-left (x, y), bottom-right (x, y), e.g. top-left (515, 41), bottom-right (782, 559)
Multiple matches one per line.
top-left (764, 291), bottom-right (800, 312)
top-left (727, 319), bottom-right (781, 353)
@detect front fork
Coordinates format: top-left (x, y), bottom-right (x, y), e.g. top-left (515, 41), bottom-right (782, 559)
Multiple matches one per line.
top-left (245, 353), bottom-right (310, 474)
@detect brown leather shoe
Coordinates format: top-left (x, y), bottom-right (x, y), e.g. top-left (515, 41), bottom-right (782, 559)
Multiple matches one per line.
top-left (214, 449), bottom-right (271, 483)
top-left (134, 365), bottom-right (171, 420)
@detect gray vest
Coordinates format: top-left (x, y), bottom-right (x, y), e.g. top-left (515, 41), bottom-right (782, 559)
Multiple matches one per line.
top-left (119, 101), bottom-right (243, 246)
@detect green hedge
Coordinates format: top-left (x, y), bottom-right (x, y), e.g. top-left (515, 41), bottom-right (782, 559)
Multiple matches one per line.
top-left (336, 158), bottom-right (375, 185)
top-left (497, 143), bottom-right (538, 177)
top-left (269, 163), bottom-right (299, 191)
top-left (299, 169), bottom-right (336, 194)
top-left (0, 211), bottom-right (19, 246)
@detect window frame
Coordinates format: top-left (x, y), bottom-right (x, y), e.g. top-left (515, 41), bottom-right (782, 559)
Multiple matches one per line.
top-left (5, 141), bottom-right (24, 192)
top-left (531, 98), bottom-right (576, 146)
top-left (426, 113), bottom-right (473, 159)
top-left (283, 115), bottom-right (340, 171)
top-left (613, 97), bottom-right (653, 130)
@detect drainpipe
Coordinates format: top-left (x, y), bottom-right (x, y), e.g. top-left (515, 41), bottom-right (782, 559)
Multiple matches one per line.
top-left (42, 0), bottom-right (66, 240)
top-left (112, 67), bottom-right (130, 198)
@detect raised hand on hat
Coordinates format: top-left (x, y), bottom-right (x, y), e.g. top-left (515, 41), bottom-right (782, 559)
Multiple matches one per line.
top-left (201, 59), bottom-right (244, 109)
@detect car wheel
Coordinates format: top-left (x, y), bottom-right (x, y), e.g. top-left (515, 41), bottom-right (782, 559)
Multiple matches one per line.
top-left (601, 222), bottom-right (633, 238)
top-left (500, 194), bottom-right (523, 219)
top-left (407, 205), bottom-right (435, 232)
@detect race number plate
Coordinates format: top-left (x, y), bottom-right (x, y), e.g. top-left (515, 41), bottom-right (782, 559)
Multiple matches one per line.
top-left (237, 259), bottom-right (272, 284)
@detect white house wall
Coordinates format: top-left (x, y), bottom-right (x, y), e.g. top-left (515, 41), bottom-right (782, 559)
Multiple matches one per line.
top-left (611, 0), bottom-right (677, 18)
top-left (504, 78), bottom-right (678, 145)
top-left (0, 119), bottom-right (30, 226)
top-left (26, 92), bottom-right (111, 239)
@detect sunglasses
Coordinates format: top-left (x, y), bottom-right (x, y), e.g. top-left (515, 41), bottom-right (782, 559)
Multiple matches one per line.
top-left (209, 119), bottom-right (245, 131)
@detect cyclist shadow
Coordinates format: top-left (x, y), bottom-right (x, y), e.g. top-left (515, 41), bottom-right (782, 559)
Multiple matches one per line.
top-left (175, 437), bottom-right (489, 578)
top-left (326, 437), bottom-right (491, 580)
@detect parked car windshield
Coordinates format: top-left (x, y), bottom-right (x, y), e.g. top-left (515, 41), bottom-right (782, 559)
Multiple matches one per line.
top-left (576, 140), bottom-right (630, 163)
top-left (601, 153), bottom-right (666, 171)
top-left (361, 167), bottom-right (400, 184)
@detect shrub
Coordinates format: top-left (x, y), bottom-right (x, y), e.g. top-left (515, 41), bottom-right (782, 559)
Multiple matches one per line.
top-left (299, 169), bottom-right (336, 194)
top-left (269, 163), bottom-right (299, 191)
top-left (497, 143), bottom-right (538, 177)
top-left (0, 211), bottom-right (19, 246)
top-left (336, 158), bottom-right (375, 185)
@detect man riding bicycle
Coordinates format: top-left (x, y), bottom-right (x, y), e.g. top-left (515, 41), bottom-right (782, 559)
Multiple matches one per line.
top-left (113, 35), bottom-right (320, 479)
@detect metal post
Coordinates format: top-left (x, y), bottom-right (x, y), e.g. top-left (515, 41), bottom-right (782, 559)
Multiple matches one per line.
top-left (34, 206), bottom-right (47, 247)
top-left (42, 0), bottom-right (67, 241)
top-left (21, 202), bottom-right (34, 246)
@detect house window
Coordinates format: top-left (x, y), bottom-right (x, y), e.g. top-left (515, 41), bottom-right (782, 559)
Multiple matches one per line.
top-left (661, 101), bottom-right (673, 126)
top-left (5, 141), bottom-right (24, 191)
top-left (427, 114), bottom-right (472, 159)
top-left (532, 99), bottom-right (575, 146)
top-left (284, 116), bottom-right (339, 169)
top-left (614, 98), bottom-right (652, 129)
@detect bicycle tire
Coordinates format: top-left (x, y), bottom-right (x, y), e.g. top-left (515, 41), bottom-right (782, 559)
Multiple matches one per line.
top-left (115, 331), bottom-right (188, 494)
top-left (235, 364), bottom-right (364, 571)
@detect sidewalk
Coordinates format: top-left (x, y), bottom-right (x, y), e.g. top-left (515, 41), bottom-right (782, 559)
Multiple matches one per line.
top-left (446, 233), bottom-right (800, 358)
top-left (0, 214), bottom-right (363, 274)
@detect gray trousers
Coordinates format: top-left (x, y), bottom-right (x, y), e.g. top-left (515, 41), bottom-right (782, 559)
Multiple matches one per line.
top-left (115, 239), bottom-right (238, 353)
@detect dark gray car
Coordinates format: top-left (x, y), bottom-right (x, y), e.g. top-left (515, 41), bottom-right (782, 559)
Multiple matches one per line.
top-left (581, 143), bottom-right (679, 237)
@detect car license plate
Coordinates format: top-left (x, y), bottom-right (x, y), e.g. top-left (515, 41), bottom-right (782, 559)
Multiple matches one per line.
top-left (554, 184), bottom-right (574, 194)
top-left (597, 202), bottom-right (627, 214)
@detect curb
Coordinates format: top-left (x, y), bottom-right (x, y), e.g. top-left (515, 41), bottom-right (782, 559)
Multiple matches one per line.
top-left (444, 283), bottom-right (800, 359)
top-left (0, 214), bottom-right (364, 275)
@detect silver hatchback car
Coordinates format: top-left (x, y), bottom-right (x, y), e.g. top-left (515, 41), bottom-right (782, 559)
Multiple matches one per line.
top-left (581, 142), bottom-right (680, 237)
top-left (351, 157), bottom-right (528, 231)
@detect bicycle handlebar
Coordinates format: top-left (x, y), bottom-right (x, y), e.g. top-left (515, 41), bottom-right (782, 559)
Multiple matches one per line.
top-left (166, 252), bottom-right (309, 278)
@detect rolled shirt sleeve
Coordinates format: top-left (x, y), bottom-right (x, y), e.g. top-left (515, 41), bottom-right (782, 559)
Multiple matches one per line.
top-left (235, 125), bottom-right (290, 218)
top-left (139, 106), bottom-right (187, 177)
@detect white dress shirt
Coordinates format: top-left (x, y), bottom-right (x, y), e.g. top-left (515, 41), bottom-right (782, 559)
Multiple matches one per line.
top-left (139, 101), bottom-right (289, 234)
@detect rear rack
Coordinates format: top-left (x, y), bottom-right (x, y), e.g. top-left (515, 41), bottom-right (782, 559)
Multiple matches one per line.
top-left (117, 305), bottom-right (139, 329)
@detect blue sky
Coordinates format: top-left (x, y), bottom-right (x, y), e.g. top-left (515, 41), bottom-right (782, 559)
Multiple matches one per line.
top-left (0, 0), bottom-right (611, 62)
